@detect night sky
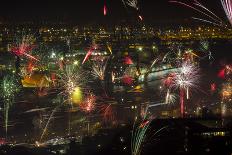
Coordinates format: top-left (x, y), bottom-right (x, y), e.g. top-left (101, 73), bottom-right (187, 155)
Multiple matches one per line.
top-left (0, 0), bottom-right (226, 24)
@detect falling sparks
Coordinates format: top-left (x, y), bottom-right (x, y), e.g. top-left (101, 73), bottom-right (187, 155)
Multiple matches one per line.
top-left (91, 58), bottom-right (108, 81)
top-left (221, 82), bottom-right (232, 100)
top-left (98, 104), bottom-right (116, 123)
top-left (57, 65), bottom-right (86, 105)
top-left (123, 0), bottom-right (139, 10)
top-left (122, 0), bottom-right (143, 21)
top-left (79, 94), bottom-right (96, 113)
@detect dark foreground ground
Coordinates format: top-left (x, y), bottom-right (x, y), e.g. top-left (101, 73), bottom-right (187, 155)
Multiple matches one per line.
top-left (0, 118), bottom-right (232, 155)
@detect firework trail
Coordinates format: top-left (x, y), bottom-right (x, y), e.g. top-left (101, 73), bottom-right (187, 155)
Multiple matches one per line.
top-left (82, 49), bottom-right (93, 64)
top-left (82, 44), bottom-right (97, 64)
top-left (149, 58), bottom-right (159, 70)
top-left (163, 52), bottom-right (170, 62)
top-left (39, 95), bottom-right (67, 142)
top-left (40, 105), bottom-right (61, 141)
top-left (0, 75), bottom-right (20, 137)
top-left (162, 49), bottom-right (181, 63)
top-left (104, 4), bottom-right (107, 16)
top-left (107, 44), bottom-right (112, 54)
top-left (221, 0), bottom-right (232, 26)
top-left (131, 114), bottom-right (168, 155)
top-left (131, 118), bottom-right (150, 155)
top-left (170, 0), bottom-right (224, 27)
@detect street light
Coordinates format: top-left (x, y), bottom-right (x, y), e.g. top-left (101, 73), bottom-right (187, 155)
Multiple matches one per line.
top-left (138, 47), bottom-right (143, 51)
top-left (73, 60), bottom-right (79, 65)
top-left (51, 52), bottom-right (56, 58)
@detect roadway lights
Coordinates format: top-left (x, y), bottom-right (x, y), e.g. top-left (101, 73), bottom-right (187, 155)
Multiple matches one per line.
top-left (60, 56), bottom-right (64, 61)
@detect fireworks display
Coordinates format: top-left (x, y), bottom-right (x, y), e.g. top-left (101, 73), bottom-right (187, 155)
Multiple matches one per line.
top-left (82, 44), bottom-right (97, 64)
top-left (131, 118), bottom-right (150, 155)
top-left (10, 35), bottom-right (39, 61)
top-left (98, 103), bottom-right (116, 123)
top-left (122, 0), bottom-right (139, 10)
top-left (104, 4), bottom-right (107, 16)
top-left (173, 62), bottom-right (200, 91)
top-left (172, 62), bottom-right (200, 117)
top-left (79, 93), bottom-right (96, 113)
top-left (221, 0), bottom-right (232, 26)
top-left (0, 75), bottom-right (20, 136)
top-left (57, 65), bottom-right (86, 105)
top-left (0, 1), bottom-right (231, 154)
top-left (170, 0), bottom-right (224, 26)
top-left (131, 113), bottom-right (168, 155)
top-left (165, 89), bottom-right (177, 104)
top-left (91, 57), bottom-right (108, 81)
top-left (122, 0), bottom-right (143, 21)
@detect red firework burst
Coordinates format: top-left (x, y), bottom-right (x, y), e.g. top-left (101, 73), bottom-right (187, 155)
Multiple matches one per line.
top-left (79, 94), bottom-right (96, 113)
top-left (98, 104), bottom-right (116, 123)
top-left (11, 36), bottom-right (38, 61)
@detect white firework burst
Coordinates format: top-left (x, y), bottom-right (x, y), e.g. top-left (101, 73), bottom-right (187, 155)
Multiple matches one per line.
top-left (91, 58), bottom-right (108, 81)
top-left (122, 0), bottom-right (139, 10)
